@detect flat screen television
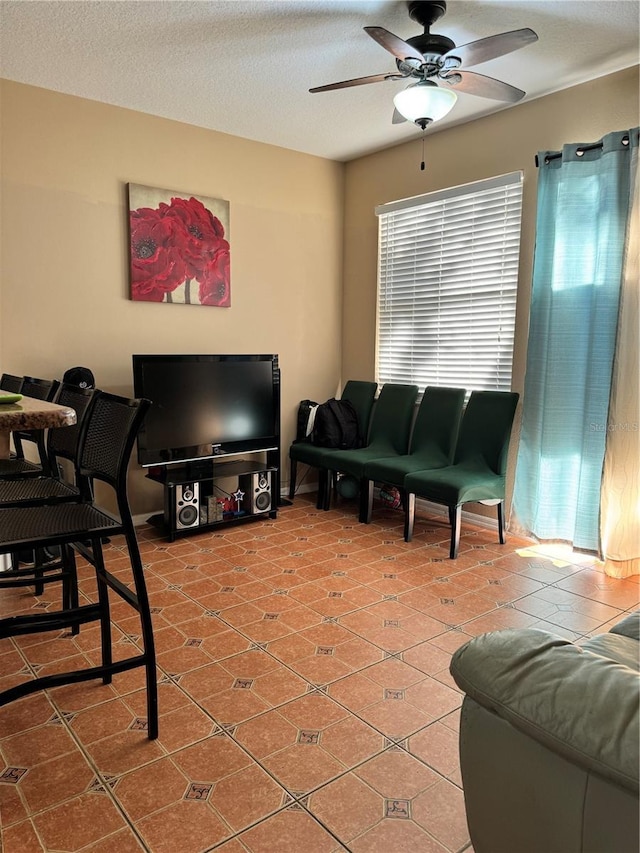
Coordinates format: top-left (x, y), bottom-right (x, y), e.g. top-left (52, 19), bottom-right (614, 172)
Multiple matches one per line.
top-left (132, 354), bottom-right (280, 467)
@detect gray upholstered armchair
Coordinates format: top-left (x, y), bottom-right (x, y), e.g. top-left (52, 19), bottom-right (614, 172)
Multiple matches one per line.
top-left (450, 611), bottom-right (640, 853)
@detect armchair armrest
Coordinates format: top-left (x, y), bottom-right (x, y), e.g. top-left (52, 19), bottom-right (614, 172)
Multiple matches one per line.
top-left (450, 628), bottom-right (639, 792)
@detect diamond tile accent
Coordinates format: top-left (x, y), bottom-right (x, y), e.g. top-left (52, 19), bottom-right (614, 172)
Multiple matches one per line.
top-left (233, 678), bottom-right (254, 689)
top-left (384, 689), bottom-right (405, 700)
top-left (0, 767), bottom-right (28, 783)
top-left (185, 638), bottom-right (203, 647)
top-left (129, 718), bottom-right (148, 731)
top-left (297, 730), bottom-right (320, 745)
top-left (316, 647), bottom-right (334, 656)
top-left (282, 791), bottom-right (309, 810)
top-left (385, 799), bottom-right (411, 819)
top-left (221, 586), bottom-right (236, 592)
top-left (384, 619), bottom-right (400, 627)
top-left (185, 782), bottom-right (213, 801)
top-left (328, 592), bottom-right (342, 599)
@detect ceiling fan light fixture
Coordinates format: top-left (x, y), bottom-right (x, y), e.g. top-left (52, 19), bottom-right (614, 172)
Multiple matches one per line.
top-left (393, 80), bottom-right (457, 127)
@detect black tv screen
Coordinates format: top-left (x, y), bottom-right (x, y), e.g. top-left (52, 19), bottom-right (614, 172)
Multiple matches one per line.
top-left (133, 354), bottom-right (280, 466)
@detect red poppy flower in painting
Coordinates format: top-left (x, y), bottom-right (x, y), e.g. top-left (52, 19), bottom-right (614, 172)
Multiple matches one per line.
top-left (128, 185), bottom-right (231, 306)
top-left (198, 244), bottom-right (231, 307)
top-left (130, 207), bottom-right (187, 302)
top-left (162, 196), bottom-right (226, 281)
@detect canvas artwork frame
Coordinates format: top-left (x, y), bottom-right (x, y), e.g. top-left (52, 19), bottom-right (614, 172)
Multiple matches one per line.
top-left (128, 183), bottom-right (231, 307)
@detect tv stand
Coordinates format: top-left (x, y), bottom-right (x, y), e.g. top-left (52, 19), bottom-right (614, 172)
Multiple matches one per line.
top-left (146, 449), bottom-right (280, 542)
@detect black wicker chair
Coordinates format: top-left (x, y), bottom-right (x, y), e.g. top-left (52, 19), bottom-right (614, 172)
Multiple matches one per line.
top-left (0, 391), bottom-right (159, 739)
top-left (0, 374), bottom-right (24, 394)
top-left (0, 383), bottom-right (96, 605)
top-left (1, 375), bottom-right (60, 478)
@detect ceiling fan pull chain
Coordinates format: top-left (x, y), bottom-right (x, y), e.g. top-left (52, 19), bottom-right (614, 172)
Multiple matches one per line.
top-left (421, 130), bottom-right (426, 170)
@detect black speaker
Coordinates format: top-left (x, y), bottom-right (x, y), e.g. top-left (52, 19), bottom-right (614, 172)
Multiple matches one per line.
top-left (240, 471), bottom-right (272, 515)
top-left (175, 482), bottom-right (200, 529)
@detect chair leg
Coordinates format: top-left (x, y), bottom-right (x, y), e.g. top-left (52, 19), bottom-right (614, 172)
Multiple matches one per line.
top-left (124, 523), bottom-right (158, 740)
top-left (404, 492), bottom-right (416, 542)
top-left (32, 548), bottom-right (45, 597)
top-left (326, 472), bottom-right (338, 510)
top-left (497, 501), bottom-right (506, 544)
top-left (60, 544), bottom-right (80, 635)
top-left (92, 540), bottom-right (113, 684)
top-left (320, 470), bottom-right (333, 511)
top-left (316, 469), bottom-right (326, 510)
top-left (450, 505), bottom-right (462, 559)
top-left (360, 479), bottom-right (374, 524)
top-left (289, 459), bottom-right (297, 500)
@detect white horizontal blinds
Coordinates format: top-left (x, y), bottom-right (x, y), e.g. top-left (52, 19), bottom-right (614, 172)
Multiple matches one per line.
top-left (376, 172), bottom-right (523, 392)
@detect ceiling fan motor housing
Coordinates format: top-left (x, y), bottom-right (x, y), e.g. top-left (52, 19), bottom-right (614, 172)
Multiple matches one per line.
top-left (400, 2), bottom-right (456, 76)
top-left (407, 0), bottom-right (447, 29)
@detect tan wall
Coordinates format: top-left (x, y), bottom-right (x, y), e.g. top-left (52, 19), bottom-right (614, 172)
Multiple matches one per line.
top-left (342, 66), bottom-right (640, 516)
top-left (1, 70), bottom-right (637, 521)
top-left (0, 80), bottom-right (345, 514)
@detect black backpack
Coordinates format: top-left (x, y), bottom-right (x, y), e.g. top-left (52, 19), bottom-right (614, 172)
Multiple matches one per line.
top-left (312, 398), bottom-right (360, 449)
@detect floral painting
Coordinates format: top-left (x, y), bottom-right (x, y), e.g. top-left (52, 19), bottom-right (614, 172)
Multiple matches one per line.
top-left (128, 183), bottom-right (231, 307)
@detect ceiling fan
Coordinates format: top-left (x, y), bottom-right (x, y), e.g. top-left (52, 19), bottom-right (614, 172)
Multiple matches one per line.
top-left (310, 0), bottom-right (538, 129)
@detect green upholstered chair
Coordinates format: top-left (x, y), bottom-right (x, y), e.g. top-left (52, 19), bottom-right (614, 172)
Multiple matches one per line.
top-left (317, 382), bottom-right (419, 512)
top-left (288, 380), bottom-right (377, 506)
top-left (361, 385), bottom-right (466, 523)
top-left (404, 390), bottom-right (519, 558)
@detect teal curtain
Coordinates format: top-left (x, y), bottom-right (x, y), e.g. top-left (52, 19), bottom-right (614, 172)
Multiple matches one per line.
top-left (514, 128), bottom-right (639, 552)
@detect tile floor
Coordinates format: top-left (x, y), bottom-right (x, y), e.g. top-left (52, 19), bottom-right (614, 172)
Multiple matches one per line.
top-left (1, 493), bottom-right (638, 852)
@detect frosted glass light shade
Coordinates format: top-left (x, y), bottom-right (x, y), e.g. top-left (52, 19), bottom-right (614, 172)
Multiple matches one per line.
top-left (393, 81), bottom-right (457, 125)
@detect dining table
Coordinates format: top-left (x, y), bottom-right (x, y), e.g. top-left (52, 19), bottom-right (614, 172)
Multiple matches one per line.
top-left (0, 393), bottom-right (77, 459)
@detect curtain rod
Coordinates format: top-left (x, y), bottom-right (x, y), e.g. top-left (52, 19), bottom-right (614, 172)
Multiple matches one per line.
top-left (535, 134), bottom-right (630, 167)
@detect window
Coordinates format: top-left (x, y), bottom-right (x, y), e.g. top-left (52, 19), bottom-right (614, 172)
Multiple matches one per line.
top-left (375, 171), bottom-right (523, 392)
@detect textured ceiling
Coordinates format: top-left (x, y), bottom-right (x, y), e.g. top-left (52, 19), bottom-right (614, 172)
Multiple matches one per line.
top-left (1, 0), bottom-right (638, 161)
